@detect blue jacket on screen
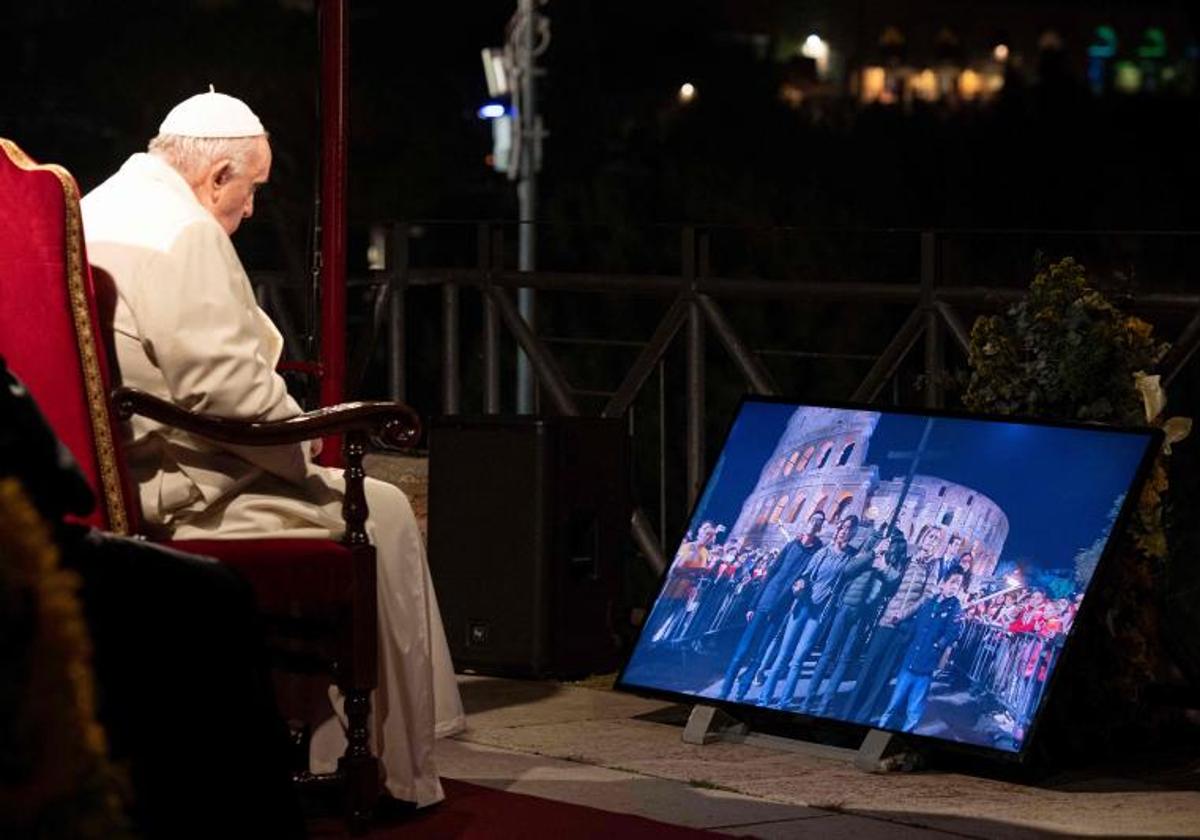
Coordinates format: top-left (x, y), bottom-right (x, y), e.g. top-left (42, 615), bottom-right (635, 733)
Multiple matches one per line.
top-left (901, 593), bottom-right (962, 675)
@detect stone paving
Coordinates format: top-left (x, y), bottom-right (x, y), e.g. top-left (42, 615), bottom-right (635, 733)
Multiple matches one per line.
top-left (440, 676), bottom-right (1200, 838)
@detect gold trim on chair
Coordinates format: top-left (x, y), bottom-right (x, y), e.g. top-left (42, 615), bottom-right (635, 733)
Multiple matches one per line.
top-left (0, 139), bottom-right (130, 535)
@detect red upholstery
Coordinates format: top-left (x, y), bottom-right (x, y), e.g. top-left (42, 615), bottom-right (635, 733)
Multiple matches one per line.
top-left (168, 539), bottom-right (355, 614)
top-left (4, 139), bottom-right (382, 825)
top-left (0, 139), bottom-right (130, 533)
top-left (0, 139), bottom-right (351, 616)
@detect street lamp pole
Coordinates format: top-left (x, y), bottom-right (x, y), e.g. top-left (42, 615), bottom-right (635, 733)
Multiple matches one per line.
top-left (516, 0), bottom-right (539, 413)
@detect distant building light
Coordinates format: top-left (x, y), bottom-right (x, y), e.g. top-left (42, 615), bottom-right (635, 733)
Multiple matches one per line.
top-left (478, 102), bottom-right (507, 119)
top-left (679, 82), bottom-right (697, 103)
top-left (959, 69), bottom-right (982, 99)
top-left (911, 68), bottom-right (938, 102)
top-left (801, 33), bottom-right (831, 79)
top-left (1039, 29), bottom-right (1064, 52)
top-left (1114, 60), bottom-right (1143, 93)
top-left (1088, 25), bottom-right (1118, 59)
top-left (1138, 27), bottom-right (1167, 60)
top-left (860, 66), bottom-right (887, 103)
top-left (993, 43), bottom-right (1009, 62)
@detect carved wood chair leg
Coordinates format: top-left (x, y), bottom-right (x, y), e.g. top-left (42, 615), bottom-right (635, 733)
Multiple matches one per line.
top-left (341, 688), bottom-right (377, 834)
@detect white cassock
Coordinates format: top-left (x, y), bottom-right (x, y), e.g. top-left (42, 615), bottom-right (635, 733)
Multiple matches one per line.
top-left (81, 152), bottom-right (464, 807)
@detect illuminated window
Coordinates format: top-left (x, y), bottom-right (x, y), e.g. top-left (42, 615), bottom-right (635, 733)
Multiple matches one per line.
top-left (797, 446), bottom-right (816, 471)
top-left (769, 495), bottom-right (790, 524)
top-left (782, 451), bottom-right (800, 476)
top-left (861, 66), bottom-right (887, 103)
top-left (831, 495), bottom-right (854, 523)
top-left (756, 497), bottom-right (775, 526)
top-left (958, 69), bottom-right (982, 100)
top-left (910, 68), bottom-right (938, 102)
top-left (785, 496), bottom-right (807, 523)
top-left (812, 494), bottom-right (828, 517)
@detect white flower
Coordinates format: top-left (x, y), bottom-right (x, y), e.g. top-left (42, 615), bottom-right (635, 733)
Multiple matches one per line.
top-left (1132, 371), bottom-right (1192, 453)
top-left (1162, 416), bottom-right (1192, 455)
top-left (1133, 371), bottom-right (1165, 423)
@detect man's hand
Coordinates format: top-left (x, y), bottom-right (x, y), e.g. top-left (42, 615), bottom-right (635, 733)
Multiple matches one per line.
top-left (792, 579), bottom-right (806, 594)
top-left (746, 610), bottom-right (755, 622)
top-left (308, 437), bottom-right (323, 458)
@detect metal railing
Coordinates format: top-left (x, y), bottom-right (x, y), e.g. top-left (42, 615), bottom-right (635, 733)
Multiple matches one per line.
top-left (252, 223), bottom-right (1200, 576)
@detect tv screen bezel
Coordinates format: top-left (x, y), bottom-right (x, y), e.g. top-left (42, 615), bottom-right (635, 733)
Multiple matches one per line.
top-left (615, 394), bottom-right (1163, 763)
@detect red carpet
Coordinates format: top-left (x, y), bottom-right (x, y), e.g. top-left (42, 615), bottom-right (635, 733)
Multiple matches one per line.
top-left (311, 778), bottom-right (720, 838)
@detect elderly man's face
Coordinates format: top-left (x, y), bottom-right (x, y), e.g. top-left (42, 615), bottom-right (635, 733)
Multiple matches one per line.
top-left (205, 136), bottom-right (271, 236)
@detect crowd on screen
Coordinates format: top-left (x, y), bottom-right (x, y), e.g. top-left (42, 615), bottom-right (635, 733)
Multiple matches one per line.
top-left (642, 511), bottom-right (1080, 738)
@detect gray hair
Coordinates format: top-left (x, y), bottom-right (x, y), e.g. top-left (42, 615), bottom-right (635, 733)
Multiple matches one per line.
top-left (147, 133), bottom-right (264, 183)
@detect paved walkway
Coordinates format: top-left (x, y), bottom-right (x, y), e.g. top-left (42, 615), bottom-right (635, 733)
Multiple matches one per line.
top-left (438, 676), bottom-right (1200, 838)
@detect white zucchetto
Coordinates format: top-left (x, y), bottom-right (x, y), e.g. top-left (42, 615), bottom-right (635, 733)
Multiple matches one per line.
top-left (158, 85), bottom-right (265, 138)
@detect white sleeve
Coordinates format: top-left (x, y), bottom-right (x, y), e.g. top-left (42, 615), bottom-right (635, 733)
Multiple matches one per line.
top-left (136, 220), bottom-right (311, 481)
top-left (143, 220), bottom-right (296, 421)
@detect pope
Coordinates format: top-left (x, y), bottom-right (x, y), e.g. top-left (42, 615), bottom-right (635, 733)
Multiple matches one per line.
top-left (80, 88), bottom-right (464, 808)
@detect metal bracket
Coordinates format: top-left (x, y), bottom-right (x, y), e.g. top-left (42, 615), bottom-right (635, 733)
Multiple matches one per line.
top-left (682, 706), bottom-right (925, 773)
top-left (682, 704), bottom-right (748, 745)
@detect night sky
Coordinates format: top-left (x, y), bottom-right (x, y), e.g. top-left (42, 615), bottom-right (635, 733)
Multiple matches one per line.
top-left (690, 402), bottom-right (1154, 578)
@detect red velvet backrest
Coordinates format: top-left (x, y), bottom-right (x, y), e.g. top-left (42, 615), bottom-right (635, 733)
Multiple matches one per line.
top-left (0, 139), bottom-right (134, 534)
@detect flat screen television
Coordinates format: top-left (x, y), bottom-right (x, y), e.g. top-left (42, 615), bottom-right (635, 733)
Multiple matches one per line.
top-left (617, 398), bottom-right (1160, 758)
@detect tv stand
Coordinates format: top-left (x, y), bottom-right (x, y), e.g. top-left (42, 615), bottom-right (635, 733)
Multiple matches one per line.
top-left (681, 703), bottom-right (924, 772)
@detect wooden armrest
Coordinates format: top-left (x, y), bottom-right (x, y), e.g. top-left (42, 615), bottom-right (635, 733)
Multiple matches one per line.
top-left (111, 386), bottom-right (421, 449)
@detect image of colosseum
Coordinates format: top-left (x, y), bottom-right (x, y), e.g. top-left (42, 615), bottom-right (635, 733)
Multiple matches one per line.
top-left (728, 407), bottom-right (1008, 589)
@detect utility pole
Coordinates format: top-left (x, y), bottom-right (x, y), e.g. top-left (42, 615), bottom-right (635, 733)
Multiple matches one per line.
top-left (509, 0), bottom-right (548, 413)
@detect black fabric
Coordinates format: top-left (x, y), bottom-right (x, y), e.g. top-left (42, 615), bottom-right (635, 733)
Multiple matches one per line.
top-left (0, 357), bottom-right (304, 838)
top-left (0, 355), bottom-right (95, 520)
top-left (59, 526), bottom-right (305, 839)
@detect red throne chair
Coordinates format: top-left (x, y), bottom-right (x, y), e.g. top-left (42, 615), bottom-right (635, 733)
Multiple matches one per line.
top-left (0, 138), bottom-right (414, 832)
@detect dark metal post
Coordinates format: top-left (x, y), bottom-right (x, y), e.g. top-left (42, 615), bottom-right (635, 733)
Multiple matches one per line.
top-left (935, 300), bottom-right (972, 354)
top-left (852, 307), bottom-right (926, 403)
top-left (317, 0), bottom-right (348, 464)
top-left (480, 224), bottom-right (501, 413)
top-left (601, 295), bottom-right (689, 419)
top-left (697, 294), bottom-right (778, 395)
top-left (921, 231), bottom-right (944, 408)
top-left (387, 223), bottom-right (409, 402)
top-left (487, 286), bottom-right (577, 416)
top-left (684, 227), bottom-right (704, 509)
top-left (1162, 307), bottom-right (1200, 387)
top-left (632, 509), bottom-right (667, 576)
top-left (659, 359), bottom-right (667, 552)
top-left (442, 280), bottom-right (461, 415)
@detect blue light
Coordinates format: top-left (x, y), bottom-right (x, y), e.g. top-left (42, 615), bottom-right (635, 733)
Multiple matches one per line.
top-left (478, 103), bottom-right (507, 120)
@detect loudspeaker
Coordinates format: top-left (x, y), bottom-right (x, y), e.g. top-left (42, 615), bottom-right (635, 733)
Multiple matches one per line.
top-left (427, 416), bottom-right (628, 678)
